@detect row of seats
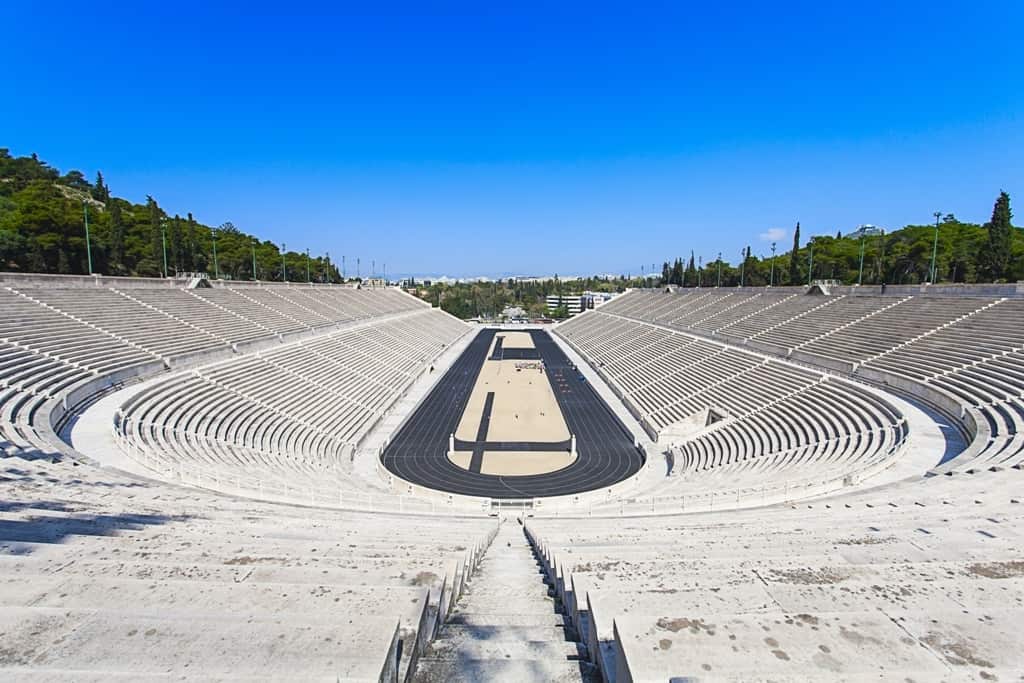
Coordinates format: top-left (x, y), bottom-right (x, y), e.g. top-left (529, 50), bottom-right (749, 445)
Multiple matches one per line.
top-left (598, 288), bottom-right (1024, 474)
top-left (557, 310), bottom-right (906, 488)
top-left (0, 284), bottom-right (433, 460)
top-left (118, 308), bottom-right (468, 495)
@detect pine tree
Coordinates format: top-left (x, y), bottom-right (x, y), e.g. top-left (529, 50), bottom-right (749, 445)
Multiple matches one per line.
top-left (661, 261), bottom-right (671, 285)
top-left (984, 191), bottom-right (1013, 280)
top-left (685, 251), bottom-right (696, 287)
top-left (92, 171), bottom-right (109, 202)
top-left (147, 196), bottom-right (164, 275)
top-left (788, 222), bottom-right (801, 284)
top-left (671, 258), bottom-right (684, 286)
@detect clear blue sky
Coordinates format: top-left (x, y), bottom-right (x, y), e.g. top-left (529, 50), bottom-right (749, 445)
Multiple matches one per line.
top-left (5, 2), bottom-right (1022, 277)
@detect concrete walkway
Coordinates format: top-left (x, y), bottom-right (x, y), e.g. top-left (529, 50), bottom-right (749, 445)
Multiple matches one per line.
top-left (413, 520), bottom-right (597, 682)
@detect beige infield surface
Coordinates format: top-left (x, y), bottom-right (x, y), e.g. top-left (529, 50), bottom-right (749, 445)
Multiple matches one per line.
top-left (450, 332), bottom-right (573, 476)
top-left (455, 334), bottom-right (569, 443)
top-left (493, 330), bottom-right (535, 349)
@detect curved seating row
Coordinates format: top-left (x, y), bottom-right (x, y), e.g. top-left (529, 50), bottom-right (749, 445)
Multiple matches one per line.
top-left (557, 310), bottom-right (907, 488)
top-left (0, 283), bottom-right (438, 460)
top-left (117, 308), bottom-right (467, 495)
top-left (597, 288), bottom-right (1024, 474)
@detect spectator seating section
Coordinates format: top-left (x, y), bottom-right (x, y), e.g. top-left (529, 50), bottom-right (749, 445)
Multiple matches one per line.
top-left (587, 288), bottom-right (1024, 474)
top-left (117, 309), bottom-right (468, 494)
top-left (557, 310), bottom-right (907, 489)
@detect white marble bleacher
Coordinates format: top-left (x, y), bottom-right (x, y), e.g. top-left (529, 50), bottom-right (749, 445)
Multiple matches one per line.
top-left (602, 289), bottom-right (1024, 477)
top-left (526, 464), bottom-right (1024, 682)
top-left (1, 451), bottom-right (497, 680)
top-left (18, 287), bottom-right (227, 360)
top-left (557, 309), bottom-right (907, 494)
top-left (116, 308), bottom-right (468, 500)
top-left (120, 287), bottom-right (273, 345)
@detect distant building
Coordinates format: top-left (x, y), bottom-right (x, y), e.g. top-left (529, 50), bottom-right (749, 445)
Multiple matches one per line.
top-left (546, 294), bottom-right (585, 316)
top-left (583, 291), bottom-right (616, 309)
top-left (544, 291), bottom-right (617, 317)
top-left (845, 224), bottom-right (885, 239)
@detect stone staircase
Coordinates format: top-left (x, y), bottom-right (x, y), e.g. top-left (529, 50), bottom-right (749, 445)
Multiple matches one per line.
top-left (413, 520), bottom-right (596, 682)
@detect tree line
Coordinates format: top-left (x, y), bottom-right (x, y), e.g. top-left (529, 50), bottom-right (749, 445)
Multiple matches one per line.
top-left (2, 148), bottom-right (1019, 290)
top-left (657, 192), bottom-right (1020, 288)
top-left (0, 149), bottom-right (341, 282)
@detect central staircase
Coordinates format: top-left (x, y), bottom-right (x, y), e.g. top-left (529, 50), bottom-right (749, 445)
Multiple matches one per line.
top-left (413, 520), bottom-right (596, 682)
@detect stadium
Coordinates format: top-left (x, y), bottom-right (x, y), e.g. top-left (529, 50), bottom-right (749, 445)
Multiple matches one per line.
top-left (2, 270), bottom-right (1023, 681)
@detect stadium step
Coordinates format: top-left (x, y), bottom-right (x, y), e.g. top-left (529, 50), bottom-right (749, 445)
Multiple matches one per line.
top-left (412, 521), bottom-right (598, 683)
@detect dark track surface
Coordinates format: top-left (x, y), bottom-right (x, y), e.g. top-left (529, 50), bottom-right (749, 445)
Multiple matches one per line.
top-left (381, 328), bottom-right (644, 498)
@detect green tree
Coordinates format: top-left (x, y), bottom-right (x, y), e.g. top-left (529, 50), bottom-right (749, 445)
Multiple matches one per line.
top-left (788, 222), bottom-right (801, 284)
top-left (92, 171), bottom-right (109, 202)
top-left (984, 191), bottom-right (1013, 280)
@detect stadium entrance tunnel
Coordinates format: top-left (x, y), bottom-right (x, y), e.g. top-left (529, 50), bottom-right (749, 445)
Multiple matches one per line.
top-left (380, 328), bottom-right (645, 499)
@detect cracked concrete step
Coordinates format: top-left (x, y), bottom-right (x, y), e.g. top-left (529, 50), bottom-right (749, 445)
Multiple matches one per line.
top-left (414, 656), bottom-right (593, 683)
top-left (434, 623), bottom-right (571, 642)
top-left (445, 611), bottom-right (567, 628)
top-left (423, 637), bottom-right (582, 660)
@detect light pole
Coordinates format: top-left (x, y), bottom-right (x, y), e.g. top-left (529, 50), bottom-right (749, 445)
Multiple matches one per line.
top-left (83, 202), bottom-right (93, 275)
top-left (716, 252), bottom-right (722, 288)
top-left (161, 222), bottom-right (168, 278)
top-left (212, 227), bottom-right (219, 280)
top-left (858, 234), bottom-right (866, 285)
top-left (698, 256), bottom-right (702, 288)
top-left (306, 248), bottom-right (311, 283)
top-left (929, 211), bottom-right (941, 284)
top-left (739, 249), bottom-right (746, 287)
top-left (342, 255), bottom-right (346, 280)
top-left (252, 239), bottom-right (258, 281)
top-left (807, 240), bottom-right (814, 285)
top-left (769, 242), bottom-right (776, 287)
top-left (281, 243), bottom-right (287, 282)
top-left (357, 258), bottom-right (361, 280)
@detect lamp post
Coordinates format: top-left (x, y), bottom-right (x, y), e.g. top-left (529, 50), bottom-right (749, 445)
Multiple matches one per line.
top-left (807, 240), bottom-right (814, 285)
top-left (281, 243), bottom-right (287, 282)
top-left (357, 258), bottom-right (361, 280)
top-left (252, 240), bottom-right (258, 281)
top-left (858, 234), bottom-right (866, 285)
top-left (342, 255), bottom-right (346, 280)
top-left (716, 252), bottom-right (722, 288)
top-left (306, 248), bottom-right (311, 283)
top-left (212, 227), bottom-right (219, 280)
top-left (769, 242), bottom-right (776, 287)
top-left (929, 211), bottom-right (941, 284)
top-left (698, 256), bottom-right (702, 288)
top-left (739, 249), bottom-right (746, 287)
top-left (161, 222), bottom-right (168, 278)
top-left (83, 202), bottom-right (93, 275)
